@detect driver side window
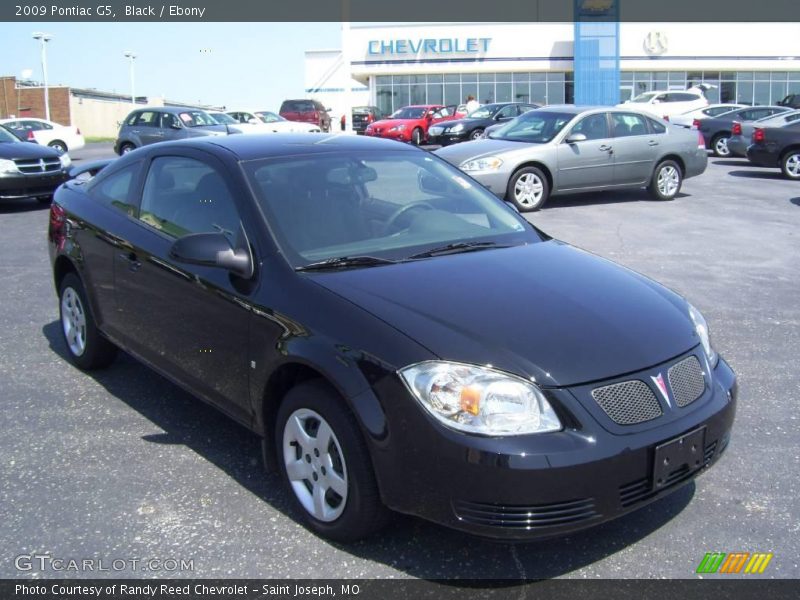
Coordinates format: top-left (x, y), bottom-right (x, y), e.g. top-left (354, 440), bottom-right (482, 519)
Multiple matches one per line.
top-left (569, 113), bottom-right (610, 140)
top-left (139, 156), bottom-right (241, 242)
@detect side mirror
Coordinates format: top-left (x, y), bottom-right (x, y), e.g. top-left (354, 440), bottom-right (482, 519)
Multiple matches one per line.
top-left (418, 170), bottom-right (449, 194)
top-left (565, 132), bottom-right (587, 144)
top-left (169, 232), bottom-right (253, 278)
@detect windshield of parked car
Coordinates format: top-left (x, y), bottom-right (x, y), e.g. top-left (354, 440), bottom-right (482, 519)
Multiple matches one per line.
top-left (489, 110), bottom-right (574, 143)
top-left (0, 126), bottom-right (21, 143)
top-left (209, 112), bottom-right (238, 125)
top-left (467, 105), bottom-right (501, 119)
top-left (631, 93), bottom-right (658, 103)
top-left (243, 150), bottom-right (539, 267)
top-left (178, 111), bottom-right (218, 127)
top-left (256, 111), bottom-right (285, 123)
top-left (390, 107), bottom-right (427, 120)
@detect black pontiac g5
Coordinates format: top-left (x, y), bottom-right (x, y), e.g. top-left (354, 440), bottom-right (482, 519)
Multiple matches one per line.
top-left (48, 134), bottom-right (736, 542)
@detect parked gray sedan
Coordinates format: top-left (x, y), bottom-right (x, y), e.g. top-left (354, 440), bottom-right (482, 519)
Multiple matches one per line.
top-left (435, 106), bottom-right (708, 211)
top-left (727, 109), bottom-right (800, 158)
top-left (114, 107), bottom-right (235, 155)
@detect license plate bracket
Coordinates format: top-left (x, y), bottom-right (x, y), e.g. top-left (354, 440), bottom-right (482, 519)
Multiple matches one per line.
top-left (652, 427), bottom-right (706, 490)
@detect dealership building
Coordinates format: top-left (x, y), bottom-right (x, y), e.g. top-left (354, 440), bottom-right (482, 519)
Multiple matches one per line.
top-left (305, 22), bottom-right (800, 120)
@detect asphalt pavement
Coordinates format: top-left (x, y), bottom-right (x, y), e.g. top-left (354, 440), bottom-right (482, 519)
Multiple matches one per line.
top-left (0, 144), bottom-right (797, 580)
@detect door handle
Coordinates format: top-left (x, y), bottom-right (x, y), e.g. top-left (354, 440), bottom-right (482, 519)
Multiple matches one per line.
top-left (648, 140), bottom-right (659, 146)
top-left (119, 251), bottom-right (142, 271)
top-left (598, 145), bottom-right (613, 152)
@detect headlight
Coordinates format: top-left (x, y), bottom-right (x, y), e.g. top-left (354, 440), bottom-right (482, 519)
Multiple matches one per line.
top-left (460, 156), bottom-right (503, 172)
top-left (389, 124), bottom-right (407, 132)
top-left (449, 123), bottom-right (465, 133)
top-left (399, 361), bottom-right (561, 436)
top-left (688, 304), bottom-right (717, 366)
top-left (59, 154), bottom-right (72, 169)
top-left (0, 158), bottom-right (17, 174)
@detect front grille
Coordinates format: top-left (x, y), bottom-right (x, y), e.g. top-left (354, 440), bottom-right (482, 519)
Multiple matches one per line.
top-left (668, 356), bottom-right (706, 407)
top-left (453, 498), bottom-right (599, 529)
top-left (14, 157), bottom-right (62, 174)
top-left (591, 380), bottom-right (663, 425)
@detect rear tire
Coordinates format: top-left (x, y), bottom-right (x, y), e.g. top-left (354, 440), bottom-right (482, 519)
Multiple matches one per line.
top-left (118, 142), bottom-right (135, 156)
top-left (411, 128), bottom-right (423, 146)
top-left (711, 133), bottom-right (731, 157)
top-left (275, 380), bottom-right (389, 542)
top-left (506, 166), bottom-right (550, 212)
top-left (780, 150), bottom-right (800, 180)
top-left (648, 160), bottom-right (683, 201)
top-left (58, 273), bottom-right (117, 370)
top-left (48, 140), bottom-right (67, 154)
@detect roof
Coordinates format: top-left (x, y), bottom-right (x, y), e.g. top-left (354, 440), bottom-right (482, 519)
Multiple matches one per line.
top-left (189, 133), bottom-right (420, 161)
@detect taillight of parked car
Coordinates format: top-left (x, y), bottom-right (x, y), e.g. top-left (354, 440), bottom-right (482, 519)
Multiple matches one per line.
top-left (663, 115), bottom-right (670, 122)
top-left (27, 130), bottom-right (35, 141)
top-left (692, 119), bottom-right (702, 130)
top-left (731, 122), bottom-right (742, 136)
top-left (49, 203), bottom-right (67, 249)
top-left (752, 128), bottom-right (765, 143)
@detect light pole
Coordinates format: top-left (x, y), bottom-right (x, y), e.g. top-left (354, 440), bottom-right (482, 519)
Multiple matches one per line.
top-left (32, 32), bottom-right (53, 121)
top-left (123, 51), bottom-right (137, 104)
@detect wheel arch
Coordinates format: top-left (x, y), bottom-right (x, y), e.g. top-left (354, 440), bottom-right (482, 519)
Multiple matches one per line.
top-left (779, 144), bottom-right (800, 161)
top-left (655, 154), bottom-right (686, 176)
top-left (508, 161), bottom-right (554, 196)
top-left (53, 254), bottom-right (78, 293)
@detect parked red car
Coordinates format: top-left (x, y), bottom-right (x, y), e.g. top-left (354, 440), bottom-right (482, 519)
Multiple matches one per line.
top-left (279, 99), bottom-right (332, 133)
top-left (364, 105), bottom-right (459, 145)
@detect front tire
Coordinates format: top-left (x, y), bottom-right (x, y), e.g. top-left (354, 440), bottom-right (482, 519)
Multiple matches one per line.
top-left (780, 150), bottom-right (800, 180)
top-left (506, 166), bottom-right (550, 212)
top-left (275, 381), bottom-right (388, 542)
top-left (58, 273), bottom-right (117, 370)
top-left (411, 128), bottom-right (423, 146)
top-left (469, 128), bottom-right (484, 140)
top-left (648, 160), bottom-right (683, 201)
top-left (711, 133), bottom-right (731, 157)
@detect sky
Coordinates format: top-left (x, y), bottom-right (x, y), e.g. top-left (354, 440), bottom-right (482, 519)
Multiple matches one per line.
top-left (0, 22), bottom-right (342, 109)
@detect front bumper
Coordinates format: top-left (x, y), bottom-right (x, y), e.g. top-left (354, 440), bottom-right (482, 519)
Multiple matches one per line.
top-left (0, 171), bottom-right (69, 200)
top-left (368, 351), bottom-right (736, 540)
top-left (427, 131), bottom-right (469, 146)
top-left (364, 129), bottom-right (411, 142)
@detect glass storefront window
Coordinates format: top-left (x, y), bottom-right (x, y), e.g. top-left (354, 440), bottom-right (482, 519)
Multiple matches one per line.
top-left (720, 81), bottom-right (736, 103)
top-left (393, 75), bottom-right (409, 85)
top-left (478, 82), bottom-right (495, 104)
top-left (443, 74), bottom-right (460, 83)
top-left (530, 73), bottom-right (547, 82)
top-left (443, 83), bottom-right (461, 106)
top-left (548, 72), bottom-right (566, 82)
top-left (531, 82), bottom-right (547, 104)
top-left (496, 81), bottom-right (512, 102)
top-left (462, 73), bottom-right (479, 83)
top-left (754, 82), bottom-right (770, 105)
top-left (426, 74), bottom-right (443, 83)
top-left (496, 72), bottom-right (512, 82)
top-left (548, 82), bottom-right (565, 104)
top-left (394, 86), bottom-right (409, 109)
top-left (513, 72), bottom-right (530, 82)
top-left (737, 81), bottom-right (754, 104)
top-left (410, 84), bottom-right (426, 105)
top-left (427, 84), bottom-right (443, 105)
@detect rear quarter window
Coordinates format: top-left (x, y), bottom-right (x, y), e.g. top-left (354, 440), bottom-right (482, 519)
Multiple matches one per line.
top-left (87, 163), bottom-right (140, 217)
top-left (647, 118), bottom-right (667, 134)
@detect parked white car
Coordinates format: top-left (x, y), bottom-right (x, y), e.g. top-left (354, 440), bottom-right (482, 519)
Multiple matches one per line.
top-left (226, 109), bottom-right (321, 133)
top-left (0, 117), bottom-right (85, 154)
top-left (669, 104), bottom-right (746, 128)
top-left (619, 87), bottom-right (710, 120)
top-left (206, 111), bottom-right (256, 133)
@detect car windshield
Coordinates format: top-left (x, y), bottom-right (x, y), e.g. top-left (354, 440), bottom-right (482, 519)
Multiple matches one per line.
top-left (489, 110), bottom-right (574, 143)
top-left (467, 105), bottom-right (501, 119)
top-left (209, 112), bottom-right (237, 125)
top-left (256, 111), bottom-right (284, 123)
top-left (243, 150), bottom-right (539, 267)
top-left (631, 93), bottom-right (658, 103)
top-left (178, 111), bottom-right (218, 127)
top-left (353, 107), bottom-right (372, 114)
top-left (390, 107), bottom-right (427, 119)
top-left (0, 126), bottom-right (21, 143)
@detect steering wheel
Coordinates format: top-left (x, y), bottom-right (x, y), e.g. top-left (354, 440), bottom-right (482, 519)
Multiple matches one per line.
top-left (383, 201), bottom-right (436, 234)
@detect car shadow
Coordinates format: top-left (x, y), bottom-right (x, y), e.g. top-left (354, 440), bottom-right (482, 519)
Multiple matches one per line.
top-left (0, 198), bottom-right (51, 214)
top-left (545, 189), bottom-right (690, 210)
top-left (727, 170), bottom-right (784, 180)
top-left (711, 159), bottom-right (753, 167)
top-left (791, 197), bottom-right (800, 207)
top-left (42, 320), bottom-right (695, 580)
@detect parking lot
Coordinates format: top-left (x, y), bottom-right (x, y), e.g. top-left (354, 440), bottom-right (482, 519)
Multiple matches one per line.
top-left (1, 144), bottom-right (798, 579)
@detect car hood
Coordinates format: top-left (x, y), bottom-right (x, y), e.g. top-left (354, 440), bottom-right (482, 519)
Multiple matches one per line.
top-left (0, 141), bottom-right (61, 160)
top-left (310, 241), bottom-right (698, 387)
top-left (435, 138), bottom-right (544, 166)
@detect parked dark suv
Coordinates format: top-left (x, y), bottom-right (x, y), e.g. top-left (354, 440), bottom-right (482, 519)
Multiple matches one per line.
top-left (339, 106), bottom-right (384, 134)
top-left (279, 99), bottom-right (331, 133)
top-left (114, 107), bottom-right (233, 155)
top-left (777, 94), bottom-right (800, 109)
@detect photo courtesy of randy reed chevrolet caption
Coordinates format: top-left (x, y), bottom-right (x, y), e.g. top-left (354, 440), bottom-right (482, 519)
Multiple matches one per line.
top-left (50, 133), bottom-right (735, 541)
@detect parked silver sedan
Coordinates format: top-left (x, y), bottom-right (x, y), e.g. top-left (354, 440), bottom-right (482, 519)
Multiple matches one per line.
top-left (435, 106), bottom-right (708, 211)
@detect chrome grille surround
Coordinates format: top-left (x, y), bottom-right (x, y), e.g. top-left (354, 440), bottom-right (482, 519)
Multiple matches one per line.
top-left (14, 157), bottom-right (62, 174)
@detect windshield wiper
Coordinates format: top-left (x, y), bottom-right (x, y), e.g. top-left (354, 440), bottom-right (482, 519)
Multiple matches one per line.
top-left (296, 255), bottom-right (398, 272)
top-left (406, 241), bottom-right (511, 260)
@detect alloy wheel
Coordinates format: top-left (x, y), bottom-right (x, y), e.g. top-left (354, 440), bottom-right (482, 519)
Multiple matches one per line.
top-left (282, 408), bottom-right (348, 522)
top-left (784, 153), bottom-right (800, 178)
top-left (657, 165), bottom-right (680, 197)
top-left (714, 136), bottom-right (730, 157)
top-left (61, 287), bottom-right (87, 356)
top-left (514, 172), bottom-right (544, 208)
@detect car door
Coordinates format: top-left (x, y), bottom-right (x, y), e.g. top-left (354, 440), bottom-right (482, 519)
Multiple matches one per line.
top-left (610, 112), bottom-right (661, 185)
top-left (159, 111), bottom-right (184, 142)
top-left (555, 112), bottom-right (615, 191)
top-left (131, 111), bottom-right (162, 146)
top-left (494, 105), bottom-right (518, 124)
top-left (112, 150), bottom-right (256, 422)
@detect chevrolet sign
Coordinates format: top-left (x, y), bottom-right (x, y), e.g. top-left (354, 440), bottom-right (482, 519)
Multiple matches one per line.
top-left (367, 38), bottom-right (492, 56)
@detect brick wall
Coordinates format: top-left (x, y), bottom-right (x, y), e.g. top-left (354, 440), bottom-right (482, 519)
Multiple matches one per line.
top-left (0, 76), bottom-right (72, 125)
